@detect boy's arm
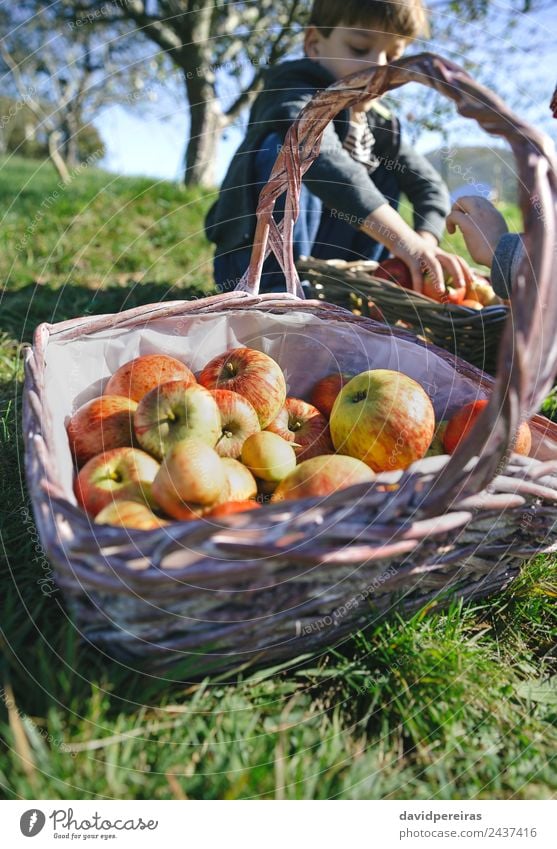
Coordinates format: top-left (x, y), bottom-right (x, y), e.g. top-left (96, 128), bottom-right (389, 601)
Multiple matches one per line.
top-left (275, 92), bottom-right (447, 236)
top-left (300, 120), bottom-right (392, 223)
top-left (360, 204), bottom-right (471, 294)
top-left (394, 141), bottom-right (451, 244)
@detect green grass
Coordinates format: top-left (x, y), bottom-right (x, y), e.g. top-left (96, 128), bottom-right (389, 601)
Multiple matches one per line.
top-left (0, 155), bottom-right (556, 800)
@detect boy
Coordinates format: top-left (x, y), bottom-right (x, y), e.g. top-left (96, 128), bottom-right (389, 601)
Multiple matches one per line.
top-left (205, 0), bottom-right (470, 294)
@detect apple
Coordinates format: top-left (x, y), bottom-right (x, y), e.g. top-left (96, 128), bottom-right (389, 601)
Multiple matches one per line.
top-left (256, 478), bottom-right (279, 504)
top-left (134, 381), bottom-right (221, 460)
top-left (105, 354), bottom-right (196, 402)
top-left (330, 369), bottom-right (435, 472)
top-left (198, 347), bottom-right (286, 428)
top-left (74, 447), bottom-right (160, 516)
top-left (373, 258), bottom-right (413, 290)
top-left (152, 437), bottom-right (229, 520)
top-left (422, 273), bottom-right (445, 303)
top-left (67, 395), bottom-right (138, 466)
top-left (221, 457), bottom-right (258, 501)
top-left (204, 500), bottom-right (261, 519)
top-left (375, 259), bottom-right (470, 304)
top-left (419, 269), bottom-right (468, 304)
top-left (467, 275), bottom-right (503, 306)
top-left (272, 454), bottom-right (374, 502)
top-left (95, 500), bottom-right (169, 530)
top-left (309, 373), bottom-right (352, 420)
top-left (443, 280), bottom-right (467, 305)
top-left (210, 389), bottom-right (260, 458)
top-left (461, 299), bottom-right (483, 310)
top-left (425, 421), bottom-right (448, 457)
top-left (241, 432), bottom-right (297, 482)
top-left (443, 399), bottom-right (531, 456)
top-left (266, 398), bottom-right (333, 460)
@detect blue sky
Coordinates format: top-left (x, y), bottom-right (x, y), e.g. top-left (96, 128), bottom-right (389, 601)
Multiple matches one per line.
top-left (95, 3), bottom-right (557, 184)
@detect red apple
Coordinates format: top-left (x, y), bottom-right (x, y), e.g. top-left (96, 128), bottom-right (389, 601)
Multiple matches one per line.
top-left (95, 500), bottom-right (168, 530)
top-left (330, 370), bottom-right (435, 472)
top-left (210, 389), bottom-right (260, 458)
top-left (105, 354), bottom-right (196, 402)
top-left (204, 501), bottom-right (261, 519)
top-left (266, 398), bottom-right (334, 460)
top-left (375, 260), bottom-right (468, 305)
top-left (198, 347), bottom-right (286, 428)
top-left (241, 432), bottom-right (296, 482)
top-left (373, 258), bottom-right (413, 290)
top-left (272, 454), bottom-right (374, 502)
top-left (309, 373), bottom-right (352, 419)
top-left (74, 447), bottom-right (160, 516)
top-left (443, 399), bottom-right (531, 456)
top-left (67, 395), bottom-right (138, 466)
top-left (423, 272), bottom-right (469, 305)
top-left (422, 272), bottom-right (446, 302)
top-left (152, 438), bottom-right (229, 520)
top-left (134, 381), bottom-right (221, 460)
top-left (444, 282), bottom-right (467, 305)
top-left (221, 458), bottom-right (258, 501)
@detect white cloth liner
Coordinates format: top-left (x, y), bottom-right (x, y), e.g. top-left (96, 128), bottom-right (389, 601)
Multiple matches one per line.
top-left (44, 308), bottom-right (532, 505)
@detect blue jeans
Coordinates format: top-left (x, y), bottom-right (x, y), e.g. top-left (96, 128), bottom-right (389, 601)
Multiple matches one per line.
top-left (214, 132), bottom-right (400, 294)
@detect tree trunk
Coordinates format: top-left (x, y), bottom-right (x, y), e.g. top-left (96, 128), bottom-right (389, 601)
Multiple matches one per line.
top-left (182, 69), bottom-right (224, 187)
top-left (62, 116), bottom-right (80, 169)
top-left (48, 130), bottom-right (71, 184)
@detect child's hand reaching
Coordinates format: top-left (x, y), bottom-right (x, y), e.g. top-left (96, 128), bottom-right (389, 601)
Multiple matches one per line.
top-left (361, 204), bottom-right (473, 296)
top-left (446, 196), bottom-right (508, 268)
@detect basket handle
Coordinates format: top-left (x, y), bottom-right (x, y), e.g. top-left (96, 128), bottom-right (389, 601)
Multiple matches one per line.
top-left (237, 53), bottom-right (557, 504)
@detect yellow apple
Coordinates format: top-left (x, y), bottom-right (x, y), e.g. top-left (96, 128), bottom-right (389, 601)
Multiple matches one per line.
top-left (221, 458), bottom-right (257, 501)
top-left (95, 500), bottom-right (168, 530)
top-left (241, 432), bottom-right (296, 482)
top-left (152, 438), bottom-right (228, 519)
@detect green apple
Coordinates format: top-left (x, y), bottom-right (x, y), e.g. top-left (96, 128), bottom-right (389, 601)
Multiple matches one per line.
top-left (134, 381), bottom-right (221, 460)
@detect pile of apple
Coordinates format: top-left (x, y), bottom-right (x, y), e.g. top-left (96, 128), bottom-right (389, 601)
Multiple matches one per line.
top-left (373, 258), bottom-right (504, 309)
top-left (66, 348), bottom-right (531, 530)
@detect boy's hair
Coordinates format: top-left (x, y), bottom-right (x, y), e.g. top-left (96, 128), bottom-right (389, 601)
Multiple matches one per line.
top-left (308, 0), bottom-right (429, 40)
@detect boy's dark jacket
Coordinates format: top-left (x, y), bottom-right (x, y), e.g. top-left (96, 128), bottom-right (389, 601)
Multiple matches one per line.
top-left (205, 58), bottom-right (450, 253)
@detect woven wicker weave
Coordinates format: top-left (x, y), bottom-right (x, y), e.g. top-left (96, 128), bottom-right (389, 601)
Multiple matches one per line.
top-left (297, 257), bottom-right (508, 373)
top-left (23, 54), bottom-right (557, 677)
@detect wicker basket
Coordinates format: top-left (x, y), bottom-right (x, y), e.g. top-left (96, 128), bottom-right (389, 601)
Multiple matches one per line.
top-left (297, 257), bottom-right (508, 374)
top-left (23, 54), bottom-right (557, 678)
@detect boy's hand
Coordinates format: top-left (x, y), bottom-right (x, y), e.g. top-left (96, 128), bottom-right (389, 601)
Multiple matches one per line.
top-left (361, 204), bottom-right (472, 295)
top-left (446, 196), bottom-right (508, 267)
top-left (394, 236), bottom-right (473, 297)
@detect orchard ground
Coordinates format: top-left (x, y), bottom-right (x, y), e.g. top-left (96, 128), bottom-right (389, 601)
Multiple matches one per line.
top-left (0, 155), bottom-right (555, 800)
